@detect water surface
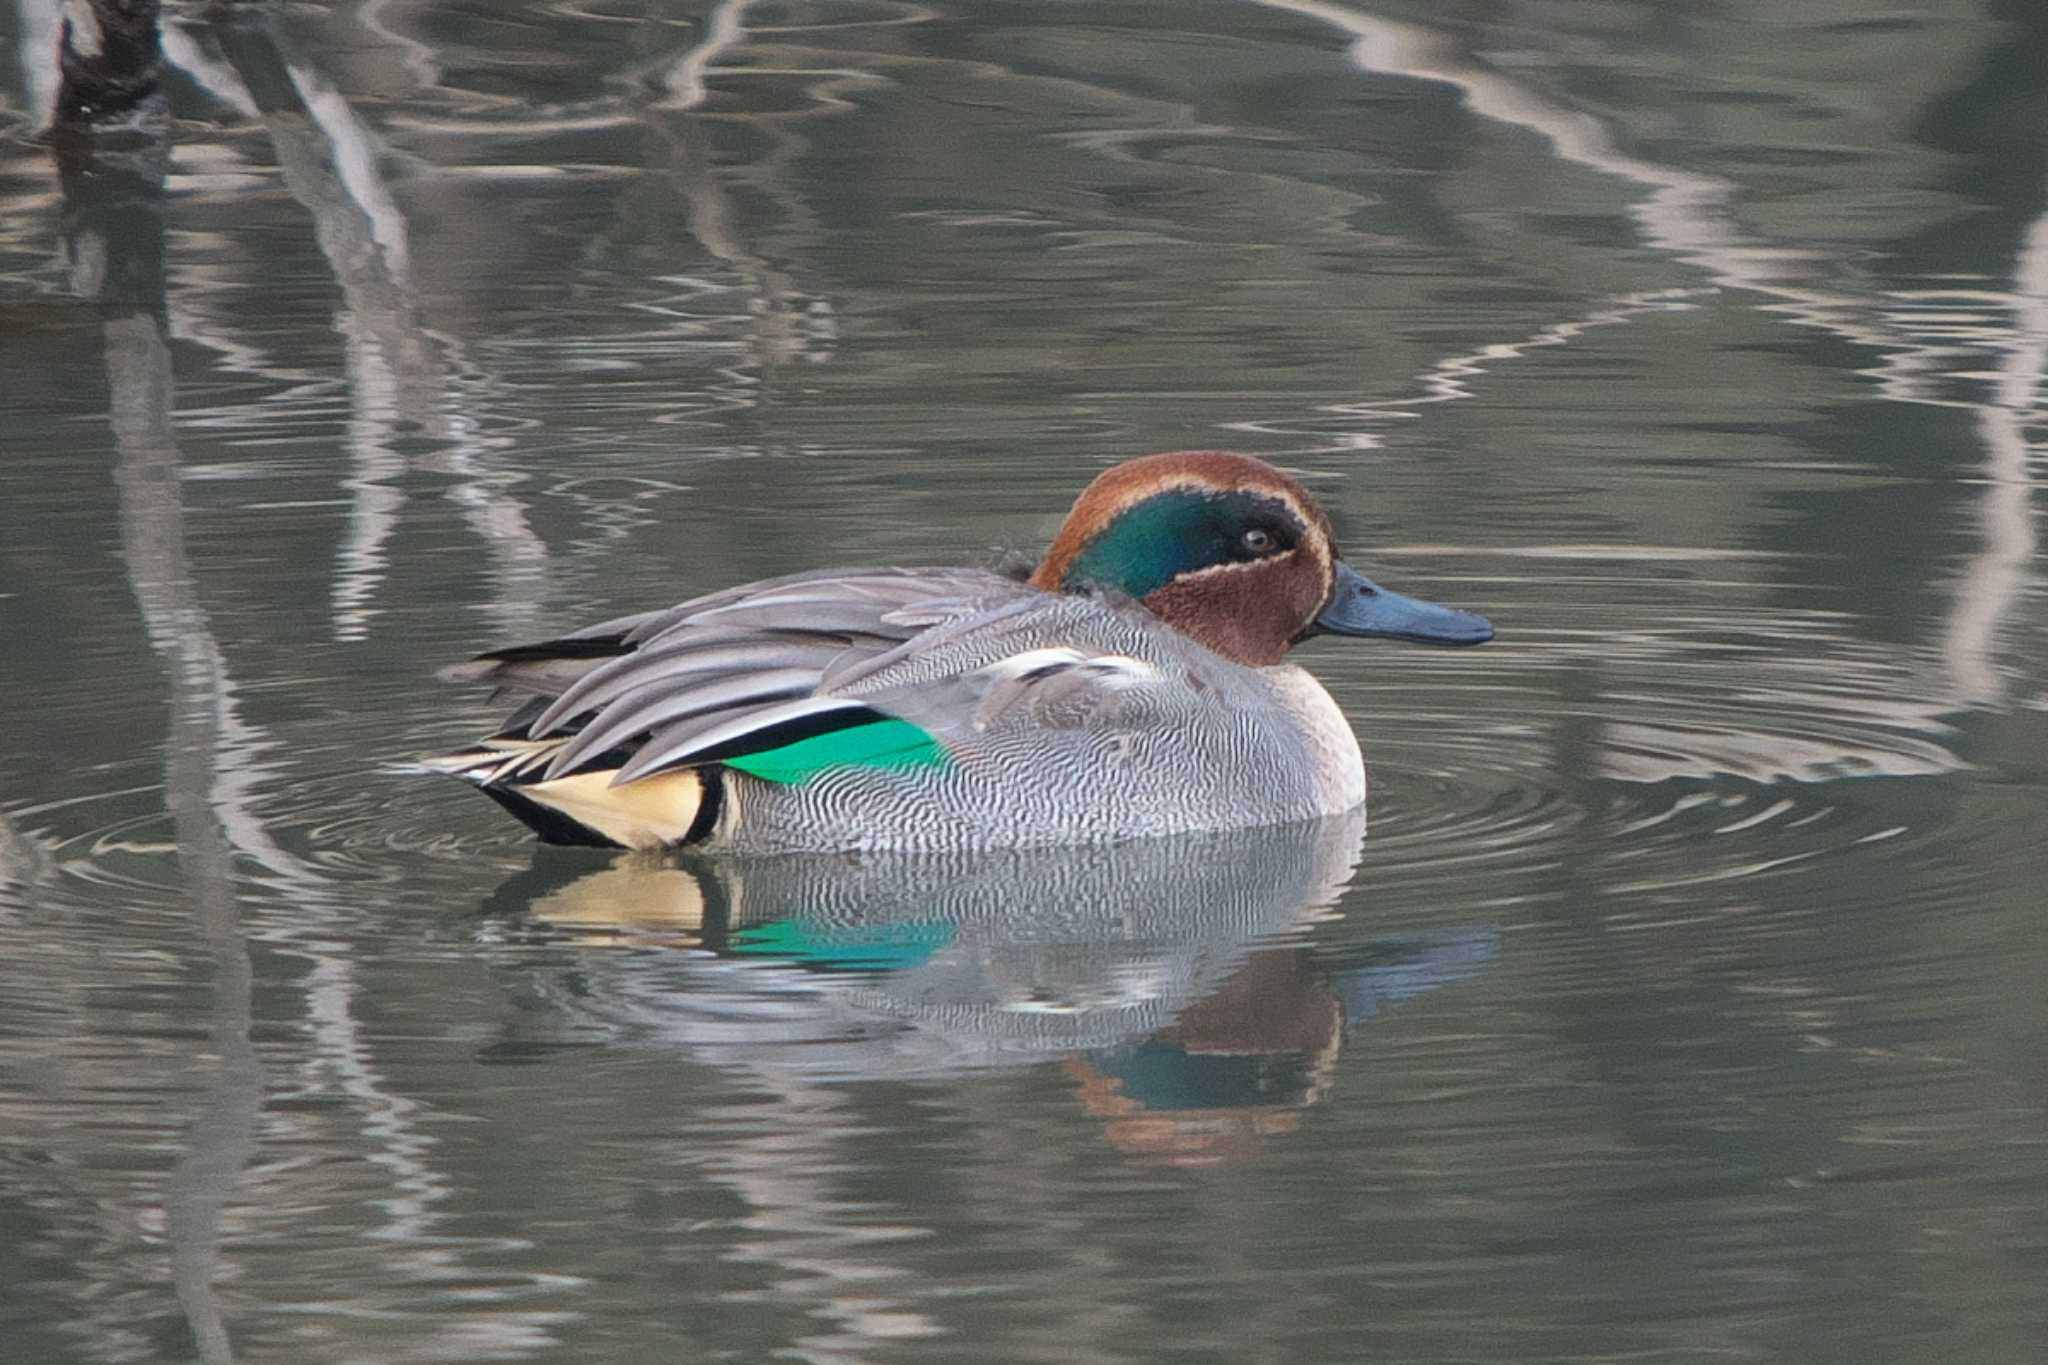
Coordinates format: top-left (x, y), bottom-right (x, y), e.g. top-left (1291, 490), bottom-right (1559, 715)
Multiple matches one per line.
top-left (2, 1), bottom-right (2045, 1360)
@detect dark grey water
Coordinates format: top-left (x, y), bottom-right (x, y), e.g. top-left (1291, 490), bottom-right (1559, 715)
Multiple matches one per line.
top-left (3, 1), bottom-right (2045, 1360)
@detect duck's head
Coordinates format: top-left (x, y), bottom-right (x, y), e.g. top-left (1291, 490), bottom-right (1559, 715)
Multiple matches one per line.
top-left (1028, 451), bottom-right (1492, 666)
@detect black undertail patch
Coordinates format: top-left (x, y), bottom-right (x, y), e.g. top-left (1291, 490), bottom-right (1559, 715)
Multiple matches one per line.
top-left (476, 779), bottom-right (621, 849)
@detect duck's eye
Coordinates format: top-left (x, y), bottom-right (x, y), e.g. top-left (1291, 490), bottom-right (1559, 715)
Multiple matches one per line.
top-left (1241, 528), bottom-right (1276, 554)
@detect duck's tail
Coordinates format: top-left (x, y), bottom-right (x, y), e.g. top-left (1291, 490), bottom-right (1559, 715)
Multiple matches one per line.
top-left (421, 735), bottom-right (723, 850)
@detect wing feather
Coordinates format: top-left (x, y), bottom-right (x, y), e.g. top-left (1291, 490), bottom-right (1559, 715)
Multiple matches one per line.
top-left (614, 696), bottom-right (876, 784)
top-left (544, 666), bottom-right (826, 778)
top-left (531, 637), bottom-right (851, 738)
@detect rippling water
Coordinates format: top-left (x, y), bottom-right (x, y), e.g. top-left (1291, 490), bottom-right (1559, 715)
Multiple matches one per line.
top-left (3, 0), bottom-right (2046, 1360)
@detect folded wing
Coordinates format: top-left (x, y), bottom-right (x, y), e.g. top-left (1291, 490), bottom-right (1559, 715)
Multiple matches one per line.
top-left (431, 566), bottom-right (1185, 846)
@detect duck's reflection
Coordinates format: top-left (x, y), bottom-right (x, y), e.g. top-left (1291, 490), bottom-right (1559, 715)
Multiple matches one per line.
top-left (484, 809), bottom-right (1494, 1165)
top-left (1066, 925), bottom-right (1493, 1166)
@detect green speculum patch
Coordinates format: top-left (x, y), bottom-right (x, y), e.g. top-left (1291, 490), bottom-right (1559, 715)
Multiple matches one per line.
top-left (723, 717), bottom-right (947, 785)
top-left (1062, 489), bottom-right (1299, 597)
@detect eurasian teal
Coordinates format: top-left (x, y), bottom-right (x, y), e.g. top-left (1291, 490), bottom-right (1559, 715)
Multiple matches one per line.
top-left (428, 451), bottom-right (1492, 851)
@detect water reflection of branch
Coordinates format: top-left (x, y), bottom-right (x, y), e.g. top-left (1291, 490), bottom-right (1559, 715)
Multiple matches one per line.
top-left (1258, 0), bottom-right (2037, 718)
top-left (1229, 287), bottom-right (1709, 449)
top-left (639, 0), bottom-right (843, 380)
top-left (1257, 3), bottom-right (1896, 344)
top-left (58, 91), bottom-right (259, 1359)
top-left (705, 1077), bottom-right (945, 1360)
top-left (180, 11), bottom-right (550, 640)
top-left (644, 110), bottom-right (838, 381)
top-left (13, 0), bottom-right (65, 133)
top-left (1941, 204), bottom-right (2047, 705)
top-left (660, 0), bottom-right (754, 112)
top-left (0, 805), bottom-right (56, 891)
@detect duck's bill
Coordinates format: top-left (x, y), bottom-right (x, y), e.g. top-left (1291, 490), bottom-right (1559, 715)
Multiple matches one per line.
top-left (1313, 561), bottom-right (1493, 646)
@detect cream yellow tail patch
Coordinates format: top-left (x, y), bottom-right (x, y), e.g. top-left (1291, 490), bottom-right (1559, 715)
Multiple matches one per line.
top-left (516, 768), bottom-right (708, 851)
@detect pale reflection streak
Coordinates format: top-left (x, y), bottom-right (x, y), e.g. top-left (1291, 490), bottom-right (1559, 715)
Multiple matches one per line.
top-left (1233, 287), bottom-right (1711, 448)
top-left (342, 0), bottom-right (850, 494)
top-left (1257, 3), bottom-right (1895, 335)
top-left (661, 0), bottom-right (753, 112)
top-left (354, 0), bottom-right (446, 103)
top-left (0, 806), bottom-right (56, 892)
top-left (1940, 202), bottom-right (2048, 705)
top-left (157, 22), bottom-right (258, 121)
top-left (160, 14), bottom-right (549, 642)
top-left (268, 23), bottom-right (545, 640)
top-left (10, 0), bottom-right (62, 132)
top-left (1256, 0), bottom-right (2038, 722)
top-left (647, 115), bottom-right (839, 383)
top-left (706, 1079), bottom-right (944, 1361)
top-left (645, 0), bottom-right (854, 379)
top-left (471, 0), bottom-right (854, 486)
top-left (82, 151), bottom-right (262, 1360)
top-left (287, 953), bottom-right (584, 1359)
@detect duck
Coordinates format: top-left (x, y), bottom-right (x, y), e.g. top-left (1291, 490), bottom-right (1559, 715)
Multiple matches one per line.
top-left (426, 451), bottom-right (1492, 853)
